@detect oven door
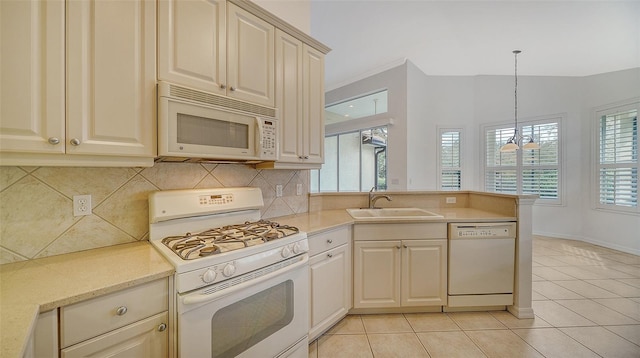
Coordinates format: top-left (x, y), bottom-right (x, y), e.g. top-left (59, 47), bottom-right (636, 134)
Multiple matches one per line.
top-left (177, 255), bottom-right (309, 358)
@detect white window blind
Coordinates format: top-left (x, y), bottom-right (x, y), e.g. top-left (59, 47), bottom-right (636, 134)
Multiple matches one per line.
top-left (597, 106), bottom-right (638, 210)
top-left (484, 119), bottom-right (561, 203)
top-left (439, 130), bottom-right (462, 190)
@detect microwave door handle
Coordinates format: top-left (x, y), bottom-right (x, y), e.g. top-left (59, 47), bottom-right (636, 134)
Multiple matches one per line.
top-left (182, 255), bottom-right (309, 306)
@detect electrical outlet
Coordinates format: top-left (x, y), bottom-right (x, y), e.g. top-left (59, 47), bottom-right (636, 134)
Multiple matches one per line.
top-left (73, 195), bottom-right (92, 216)
top-left (275, 185), bottom-right (283, 197)
top-left (296, 183), bottom-right (303, 196)
top-left (446, 197), bottom-right (457, 204)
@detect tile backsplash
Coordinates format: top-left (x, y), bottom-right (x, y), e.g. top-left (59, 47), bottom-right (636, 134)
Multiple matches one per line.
top-left (0, 163), bottom-right (309, 264)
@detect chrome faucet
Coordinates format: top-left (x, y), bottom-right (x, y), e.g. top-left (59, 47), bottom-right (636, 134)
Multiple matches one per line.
top-left (368, 187), bottom-right (392, 209)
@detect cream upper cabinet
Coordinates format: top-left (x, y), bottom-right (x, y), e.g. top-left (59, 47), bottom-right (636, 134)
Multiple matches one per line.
top-left (257, 30), bottom-right (325, 169)
top-left (66, 0), bottom-right (156, 157)
top-left (0, 0), bottom-right (156, 166)
top-left (0, 0), bottom-right (65, 154)
top-left (158, 0), bottom-right (275, 108)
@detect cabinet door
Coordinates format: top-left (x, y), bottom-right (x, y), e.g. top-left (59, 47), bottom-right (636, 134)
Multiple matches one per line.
top-left (302, 44), bottom-right (324, 163)
top-left (158, 0), bottom-right (226, 95)
top-left (0, 0), bottom-right (65, 154)
top-left (401, 239), bottom-right (447, 306)
top-left (67, 0), bottom-right (156, 157)
top-left (275, 29), bottom-right (304, 163)
top-left (309, 244), bottom-right (351, 341)
top-left (61, 312), bottom-right (168, 358)
top-left (227, 3), bottom-right (274, 107)
top-left (353, 240), bottom-right (401, 308)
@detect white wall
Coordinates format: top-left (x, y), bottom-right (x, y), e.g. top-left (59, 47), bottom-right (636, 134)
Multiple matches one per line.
top-left (327, 64), bottom-right (639, 254)
top-left (579, 68), bottom-right (640, 253)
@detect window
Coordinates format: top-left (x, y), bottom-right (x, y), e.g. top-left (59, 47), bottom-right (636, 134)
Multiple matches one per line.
top-left (310, 126), bottom-right (387, 192)
top-left (596, 103), bottom-right (638, 212)
top-left (438, 129), bottom-right (462, 190)
top-left (484, 117), bottom-right (561, 203)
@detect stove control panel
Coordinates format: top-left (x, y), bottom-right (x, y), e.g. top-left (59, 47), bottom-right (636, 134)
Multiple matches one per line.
top-left (199, 194), bottom-right (234, 206)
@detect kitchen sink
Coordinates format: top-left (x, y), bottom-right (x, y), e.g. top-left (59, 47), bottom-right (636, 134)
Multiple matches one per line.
top-left (346, 208), bottom-right (444, 221)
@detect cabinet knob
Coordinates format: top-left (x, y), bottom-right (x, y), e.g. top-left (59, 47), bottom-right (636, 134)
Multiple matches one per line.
top-left (70, 138), bottom-right (81, 146)
top-left (220, 84), bottom-right (226, 89)
top-left (48, 137), bottom-right (60, 145)
top-left (403, 244), bottom-right (408, 248)
top-left (396, 245), bottom-right (401, 249)
top-left (327, 239), bottom-right (333, 244)
top-left (303, 156), bottom-right (309, 159)
top-left (158, 323), bottom-right (167, 332)
top-left (229, 86), bottom-right (236, 92)
top-left (115, 306), bottom-right (128, 316)
top-left (327, 253), bottom-right (333, 258)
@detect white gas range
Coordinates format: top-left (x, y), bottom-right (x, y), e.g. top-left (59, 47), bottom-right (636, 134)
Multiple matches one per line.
top-left (149, 187), bottom-right (309, 358)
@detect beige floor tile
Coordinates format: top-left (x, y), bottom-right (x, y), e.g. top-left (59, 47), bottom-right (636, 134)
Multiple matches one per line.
top-left (553, 266), bottom-right (610, 279)
top-left (361, 314), bottom-right (413, 333)
top-left (325, 315), bottom-right (366, 335)
top-left (531, 274), bottom-right (546, 282)
top-left (533, 281), bottom-right (584, 299)
top-left (404, 312), bottom-right (460, 332)
top-left (308, 340), bottom-right (317, 358)
top-left (580, 265), bottom-right (636, 279)
top-left (447, 311), bottom-right (507, 330)
top-left (531, 290), bottom-right (548, 300)
top-left (532, 266), bottom-right (576, 280)
top-left (561, 326), bottom-right (640, 358)
top-left (367, 333), bottom-right (429, 357)
top-left (608, 264), bottom-right (640, 277)
top-left (317, 334), bottom-right (372, 358)
top-left (552, 254), bottom-right (608, 266)
top-left (602, 253), bottom-right (640, 265)
top-left (465, 330), bottom-right (544, 358)
top-left (533, 256), bottom-right (569, 266)
top-left (417, 331), bottom-right (486, 358)
top-left (531, 300), bottom-right (596, 327)
top-left (556, 299), bottom-right (639, 325)
top-left (593, 297), bottom-right (640, 320)
top-left (513, 328), bottom-right (600, 358)
top-left (618, 278), bottom-right (640, 289)
top-left (556, 279), bottom-right (621, 298)
top-left (490, 311), bottom-right (552, 329)
top-left (586, 279), bottom-right (640, 297)
top-left (532, 247), bottom-right (564, 256)
top-left (604, 324), bottom-right (640, 346)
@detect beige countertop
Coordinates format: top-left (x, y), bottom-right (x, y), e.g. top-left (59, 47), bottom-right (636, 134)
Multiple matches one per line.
top-left (0, 241), bottom-right (174, 358)
top-left (0, 207), bottom-right (513, 357)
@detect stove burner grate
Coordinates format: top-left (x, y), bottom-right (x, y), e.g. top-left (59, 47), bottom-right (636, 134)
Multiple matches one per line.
top-left (161, 220), bottom-right (299, 260)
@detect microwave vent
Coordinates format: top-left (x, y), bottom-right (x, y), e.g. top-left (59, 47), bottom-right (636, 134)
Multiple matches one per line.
top-left (169, 84), bottom-right (276, 118)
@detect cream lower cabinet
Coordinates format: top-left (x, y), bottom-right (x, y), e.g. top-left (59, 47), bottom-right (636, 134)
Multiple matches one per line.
top-left (0, 0), bottom-right (156, 167)
top-left (23, 309), bottom-right (59, 358)
top-left (353, 223), bottom-right (448, 309)
top-left (158, 0), bottom-right (275, 107)
top-left (308, 226), bottom-right (352, 341)
top-left (60, 278), bottom-right (169, 358)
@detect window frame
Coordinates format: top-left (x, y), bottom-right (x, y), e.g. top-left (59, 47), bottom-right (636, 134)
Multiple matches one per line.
top-left (437, 127), bottom-right (463, 191)
top-left (592, 99), bottom-right (639, 215)
top-left (482, 115), bottom-right (564, 205)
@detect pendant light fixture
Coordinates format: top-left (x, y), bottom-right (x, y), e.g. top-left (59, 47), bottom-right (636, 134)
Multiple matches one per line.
top-left (500, 50), bottom-right (539, 152)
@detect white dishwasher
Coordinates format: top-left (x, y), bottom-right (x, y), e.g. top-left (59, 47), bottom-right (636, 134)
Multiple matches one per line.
top-left (447, 222), bottom-right (517, 308)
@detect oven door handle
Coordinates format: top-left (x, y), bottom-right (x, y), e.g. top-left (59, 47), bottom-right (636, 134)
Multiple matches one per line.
top-left (182, 254), bottom-right (309, 306)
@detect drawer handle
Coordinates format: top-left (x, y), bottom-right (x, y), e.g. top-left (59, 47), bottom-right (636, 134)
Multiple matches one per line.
top-left (116, 306), bottom-right (128, 316)
top-left (327, 253), bottom-right (333, 258)
top-left (327, 239), bottom-right (333, 244)
top-left (158, 323), bottom-right (167, 332)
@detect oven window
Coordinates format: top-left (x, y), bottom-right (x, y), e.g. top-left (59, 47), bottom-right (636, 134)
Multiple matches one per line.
top-left (211, 280), bottom-right (294, 358)
top-left (177, 113), bottom-right (249, 149)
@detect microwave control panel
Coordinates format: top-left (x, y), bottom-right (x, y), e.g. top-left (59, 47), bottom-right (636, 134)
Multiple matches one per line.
top-left (259, 119), bottom-right (277, 159)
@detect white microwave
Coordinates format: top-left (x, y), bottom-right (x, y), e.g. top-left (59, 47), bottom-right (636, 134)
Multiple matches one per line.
top-left (157, 81), bottom-right (278, 163)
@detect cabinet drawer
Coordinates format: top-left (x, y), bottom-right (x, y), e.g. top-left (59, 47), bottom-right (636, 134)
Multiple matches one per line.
top-left (354, 223), bottom-right (446, 241)
top-left (61, 278), bottom-right (168, 348)
top-left (308, 225), bottom-right (351, 256)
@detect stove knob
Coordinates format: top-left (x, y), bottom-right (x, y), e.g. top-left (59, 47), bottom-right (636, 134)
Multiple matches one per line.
top-left (223, 263), bottom-right (236, 277)
top-left (202, 269), bottom-right (217, 283)
top-left (281, 246), bottom-right (291, 258)
top-left (292, 243), bottom-right (302, 254)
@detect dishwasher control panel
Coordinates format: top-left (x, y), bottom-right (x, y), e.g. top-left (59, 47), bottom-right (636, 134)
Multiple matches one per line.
top-left (449, 222), bottom-right (516, 239)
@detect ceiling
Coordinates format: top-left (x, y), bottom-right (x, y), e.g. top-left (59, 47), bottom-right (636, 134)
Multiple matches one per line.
top-left (310, 0), bottom-right (640, 91)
